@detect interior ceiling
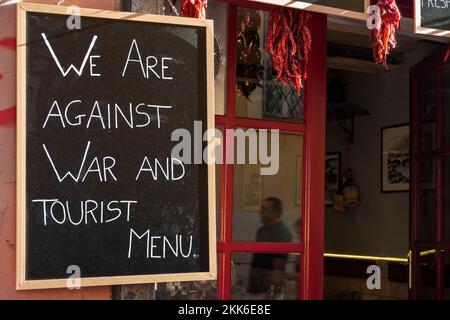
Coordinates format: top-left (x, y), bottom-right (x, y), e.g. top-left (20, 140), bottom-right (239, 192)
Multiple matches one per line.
top-left (328, 30), bottom-right (371, 49)
top-left (327, 18), bottom-right (443, 53)
top-left (326, 16), bottom-right (446, 73)
top-left (327, 30), bottom-right (436, 53)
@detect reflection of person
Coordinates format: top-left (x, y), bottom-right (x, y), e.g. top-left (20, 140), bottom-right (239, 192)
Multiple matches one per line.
top-left (286, 219), bottom-right (300, 284)
top-left (247, 197), bottom-right (292, 299)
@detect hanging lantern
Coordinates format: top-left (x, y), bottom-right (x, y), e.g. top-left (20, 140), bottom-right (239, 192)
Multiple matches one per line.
top-left (266, 8), bottom-right (311, 94)
top-left (342, 169), bottom-right (360, 208)
top-left (332, 168), bottom-right (360, 212)
top-left (333, 192), bottom-right (347, 212)
top-left (370, 0), bottom-right (401, 68)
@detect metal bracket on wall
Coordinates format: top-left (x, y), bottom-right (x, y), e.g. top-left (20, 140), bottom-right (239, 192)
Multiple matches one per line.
top-left (327, 103), bottom-right (371, 144)
top-left (338, 116), bottom-right (354, 144)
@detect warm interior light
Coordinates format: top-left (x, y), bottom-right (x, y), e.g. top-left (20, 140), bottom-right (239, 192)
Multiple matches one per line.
top-left (324, 249), bottom-right (440, 263)
top-left (324, 252), bottom-right (408, 263)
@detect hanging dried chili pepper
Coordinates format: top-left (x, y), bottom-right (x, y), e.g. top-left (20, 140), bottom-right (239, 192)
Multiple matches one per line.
top-left (266, 8), bottom-right (311, 94)
top-left (181, 0), bottom-right (207, 19)
top-left (370, 0), bottom-right (401, 68)
top-left (236, 8), bottom-right (263, 100)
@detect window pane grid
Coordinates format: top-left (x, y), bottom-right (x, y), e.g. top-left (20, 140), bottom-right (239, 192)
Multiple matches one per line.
top-left (213, 2), bottom-right (309, 300)
top-left (217, 242), bottom-right (304, 251)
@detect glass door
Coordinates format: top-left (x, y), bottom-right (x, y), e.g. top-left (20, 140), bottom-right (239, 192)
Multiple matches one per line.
top-left (211, 0), bottom-right (327, 300)
top-left (410, 46), bottom-right (450, 299)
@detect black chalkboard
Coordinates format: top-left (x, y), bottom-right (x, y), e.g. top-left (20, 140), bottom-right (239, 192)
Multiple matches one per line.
top-left (418, 0), bottom-right (450, 32)
top-left (17, 3), bottom-right (215, 289)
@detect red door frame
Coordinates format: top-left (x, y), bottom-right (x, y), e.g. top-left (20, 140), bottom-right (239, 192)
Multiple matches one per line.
top-left (213, 0), bottom-right (327, 300)
top-left (410, 45), bottom-right (450, 300)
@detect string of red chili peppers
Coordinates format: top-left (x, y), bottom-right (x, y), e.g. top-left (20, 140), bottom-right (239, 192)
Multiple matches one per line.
top-left (179, 0), bottom-right (400, 88)
top-left (266, 8), bottom-right (311, 95)
top-left (370, 0), bottom-right (401, 68)
top-left (181, 0), bottom-right (207, 19)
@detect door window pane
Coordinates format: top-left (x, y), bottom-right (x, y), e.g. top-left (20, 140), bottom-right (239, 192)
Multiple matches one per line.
top-left (418, 249), bottom-right (436, 299)
top-left (216, 126), bottom-right (224, 241)
top-left (420, 70), bottom-right (436, 153)
top-left (233, 132), bottom-right (302, 243)
top-left (420, 157), bottom-right (436, 241)
top-left (231, 252), bottom-right (300, 299)
top-left (444, 63), bottom-right (450, 147)
top-left (419, 189), bottom-right (436, 241)
top-left (445, 156), bottom-right (450, 242)
top-left (207, 1), bottom-right (228, 115)
top-left (235, 7), bottom-right (304, 122)
top-left (445, 251), bottom-right (450, 300)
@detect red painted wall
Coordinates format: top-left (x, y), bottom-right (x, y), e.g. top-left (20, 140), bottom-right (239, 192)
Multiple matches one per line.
top-left (0, 0), bottom-right (120, 300)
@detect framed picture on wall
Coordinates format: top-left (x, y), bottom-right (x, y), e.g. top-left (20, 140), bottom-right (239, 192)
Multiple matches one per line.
top-left (242, 165), bottom-right (262, 212)
top-left (325, 152), bottom-right (341, 206)
top-left (381, 124), bottom-right (410, 192)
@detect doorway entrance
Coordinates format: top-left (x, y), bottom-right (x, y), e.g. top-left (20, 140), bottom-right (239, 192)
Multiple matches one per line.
top-left (212, 0), bottom-right (326, 300)
top-left (323, 15), bottom-right (446, 300)
top-left (411, 45), bottom-right (450, 300)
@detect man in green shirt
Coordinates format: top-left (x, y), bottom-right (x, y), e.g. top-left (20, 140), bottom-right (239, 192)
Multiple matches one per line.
top-left (247, 197), bottom-right (292, 298)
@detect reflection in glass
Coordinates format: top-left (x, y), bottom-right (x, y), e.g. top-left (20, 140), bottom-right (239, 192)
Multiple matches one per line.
top-left (445, 63), bottom-right (450, 147)
top-left (420, 70), bottom-right (436, 153)
top-left (216, 126), bottom-right (224, 241)
top-left (236, 8), bottom-right (263, 100)
top-left (445, 251), bottom-right (450, 299)
top-left (256, 198), bottom-right (293, 242)
top-left (418, 250), bottom-right (436, 299)
top-left (445, 157), bottom-right (450, 242)
top-left (420, 189), bottom-right (436, 242)
top-left (154, 281), bottom-right (217, 300)
top-left (233, 132), bottom-right (303, 243)
top-left (231, 253), bottom-right (299, 299)
top-left (235, 7), bottom-right (304, 122)
top-left (420, 156), bottom-right (436, 241)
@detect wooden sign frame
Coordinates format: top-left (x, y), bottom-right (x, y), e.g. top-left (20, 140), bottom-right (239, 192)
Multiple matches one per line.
top-left (414, 0), bottom-right (450, 38)
top-left (16, 2), bottom-right (216, 290)
top-left (248, 0), bottom-right (370, 21)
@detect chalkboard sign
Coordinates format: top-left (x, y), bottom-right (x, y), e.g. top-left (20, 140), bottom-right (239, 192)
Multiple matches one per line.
top-left (415, 0), bottom-right (450, 37)
top-left (249, 0), bottom-right (369, 20)
top-left (16, 3), bottom-right (216, 289)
